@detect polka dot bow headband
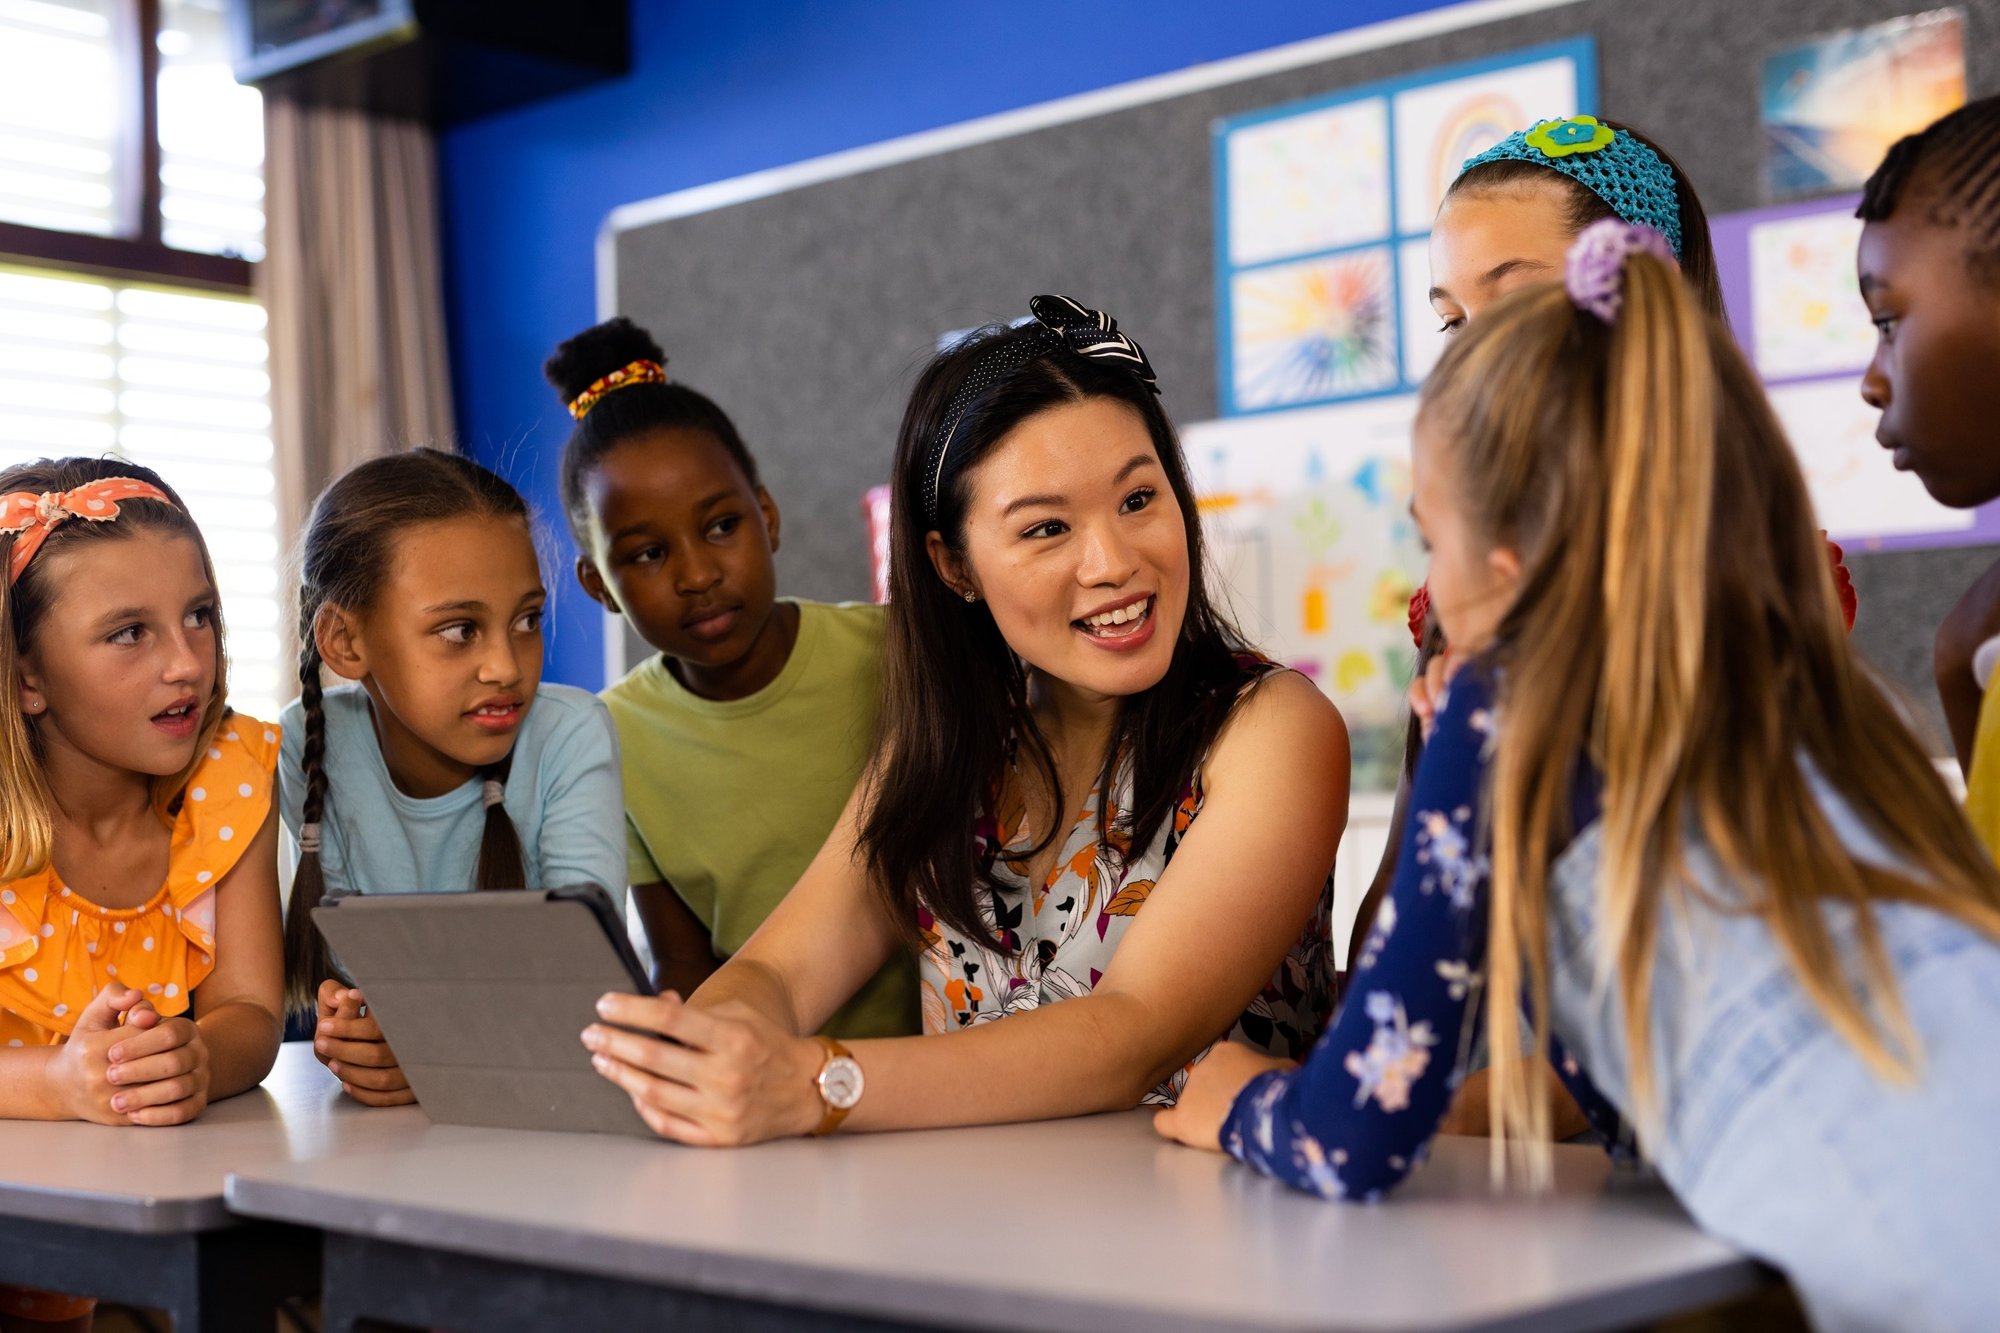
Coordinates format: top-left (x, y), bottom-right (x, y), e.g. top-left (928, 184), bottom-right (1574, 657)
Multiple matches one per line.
top-left (922, 294), bottom-right (1160, 527)
top-left (0, 477), bottom-right (174, 584)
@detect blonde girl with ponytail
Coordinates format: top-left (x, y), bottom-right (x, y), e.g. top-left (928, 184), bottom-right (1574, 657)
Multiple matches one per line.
top-left (281, 448), bottom-right (626, 1107)
top-left (1157, 221), bottom-right (2000, 1332)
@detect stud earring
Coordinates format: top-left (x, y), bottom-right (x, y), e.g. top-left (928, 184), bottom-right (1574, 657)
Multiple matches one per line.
top-left (962, 590), bottom-right (979, 603)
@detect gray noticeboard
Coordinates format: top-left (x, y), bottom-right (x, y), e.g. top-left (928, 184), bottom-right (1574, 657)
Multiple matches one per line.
top-left (610, 0), bottom-right (2000, 750)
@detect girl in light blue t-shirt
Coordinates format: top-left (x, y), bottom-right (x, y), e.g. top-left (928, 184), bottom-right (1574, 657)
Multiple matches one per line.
top-left (279, 448), bottom-right (624, 1106)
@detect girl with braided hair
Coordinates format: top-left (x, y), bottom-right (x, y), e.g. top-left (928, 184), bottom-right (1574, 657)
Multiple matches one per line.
top-left (0, 457), bottom-right (282, 1328)
top-left (1856, 94), bottom-right (2000, 861)
top-left (280, 447), bottom-right (624, 1107)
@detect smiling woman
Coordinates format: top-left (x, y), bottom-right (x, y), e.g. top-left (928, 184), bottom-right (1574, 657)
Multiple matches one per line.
top-left (581, 296), bottom-right (1351, 1147)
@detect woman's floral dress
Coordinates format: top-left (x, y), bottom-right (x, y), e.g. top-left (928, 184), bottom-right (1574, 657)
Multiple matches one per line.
top-left (1221, 662), bottom-right (1627, 1199)
top-left (917, 662), bottom-right (1337, 1104)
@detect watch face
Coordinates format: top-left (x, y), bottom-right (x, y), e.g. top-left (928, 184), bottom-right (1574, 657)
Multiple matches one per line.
top-left (820, 1055), bottom-right (864, 1110)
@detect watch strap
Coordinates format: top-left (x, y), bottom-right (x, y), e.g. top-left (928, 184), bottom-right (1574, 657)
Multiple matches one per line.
top-left (810, 1034), bottom-right (854, 1137)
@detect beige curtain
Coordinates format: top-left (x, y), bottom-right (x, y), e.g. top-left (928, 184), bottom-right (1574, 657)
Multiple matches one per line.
top-left (260, 96), bottom-right (456, 554)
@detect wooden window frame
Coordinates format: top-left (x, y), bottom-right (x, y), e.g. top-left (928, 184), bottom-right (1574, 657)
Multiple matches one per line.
top-left (1, 0), bottom-right (253, 294)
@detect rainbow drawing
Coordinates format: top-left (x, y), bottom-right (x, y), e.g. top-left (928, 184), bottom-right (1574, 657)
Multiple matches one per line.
top-left (1428, 93), bottom-right (1528, 210)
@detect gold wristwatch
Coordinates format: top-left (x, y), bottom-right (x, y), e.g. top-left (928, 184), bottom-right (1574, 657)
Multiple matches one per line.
top-left (809, 1035), bottom-right (864, 1136)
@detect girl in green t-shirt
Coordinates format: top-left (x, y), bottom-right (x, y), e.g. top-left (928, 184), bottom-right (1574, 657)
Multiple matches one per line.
top-left (545, 318), bottom-right (916, 1040)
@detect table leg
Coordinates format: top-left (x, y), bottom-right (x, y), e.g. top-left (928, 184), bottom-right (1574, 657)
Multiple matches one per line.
top-left (0, 1215), bottom-right (317, 1333)
top-left (320, 1232), bottom-right (939, 1333)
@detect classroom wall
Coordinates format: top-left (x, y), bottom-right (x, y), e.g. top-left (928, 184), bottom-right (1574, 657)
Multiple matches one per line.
top-left (436, 0), bottom-right (1470, 689)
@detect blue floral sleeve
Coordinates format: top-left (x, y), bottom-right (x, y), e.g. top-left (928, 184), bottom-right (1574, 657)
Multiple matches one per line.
top-left (1220, 664), bottom-right (1499, 1201)
top-left (1220, 664), bottom-right (1632, 1198)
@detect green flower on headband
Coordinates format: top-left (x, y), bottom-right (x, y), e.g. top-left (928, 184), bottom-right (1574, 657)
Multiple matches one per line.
top-left (1525, 114), bottom-right (1615, 159)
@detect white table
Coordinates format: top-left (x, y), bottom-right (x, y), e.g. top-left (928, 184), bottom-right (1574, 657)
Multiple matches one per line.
top-left (226, 1108), bottom-right (1769, 1333)
top-left (0, 1042), bottom-right (431, 1330)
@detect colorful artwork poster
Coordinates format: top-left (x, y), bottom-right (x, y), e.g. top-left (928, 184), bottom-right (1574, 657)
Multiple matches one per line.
top-left (1390, 53), bottom-right (1582, 235)
top-left (1749, 210), bottom-right (1875, 379)
top-left (1229, 247), bottom-right (1399, 412)
top-left (1766, 378), bottom-right (1973, 543)
top-left (1224, 98), bottom-right (1391, 268)
top-left (1762, 9), bottom-right (1965, 201)
top-left (1184, 396), bottom-right (1426, 791)
top-left (1213, 39), bottom-right (1594, 411)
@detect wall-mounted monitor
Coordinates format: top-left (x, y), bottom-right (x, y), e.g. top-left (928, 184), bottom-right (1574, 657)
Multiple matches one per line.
top-left (224, 0), bottom-right (629, 124)
top-left (229, 0), bottom-right (418, 85)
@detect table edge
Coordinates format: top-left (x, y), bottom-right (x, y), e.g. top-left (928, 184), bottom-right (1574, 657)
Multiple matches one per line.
top-left (225, 1171), bottom-right (1767, 1333)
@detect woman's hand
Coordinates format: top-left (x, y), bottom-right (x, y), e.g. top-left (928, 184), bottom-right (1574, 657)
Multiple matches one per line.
top-left (313, 979), bottom-right (415, 1107)
top-left (1152, 1042), bottom-right (1294, 1152)
top-left (44, 984), bottom-right (161, 1124)
top-left (583, 991), bottom-right (825, 1146)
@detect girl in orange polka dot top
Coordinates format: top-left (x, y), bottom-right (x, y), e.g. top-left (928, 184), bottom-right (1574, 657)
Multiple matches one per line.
top-left (0, 455), bottom-right (283, 1111)
top-left (0, 458), bottom-right (284, 1325)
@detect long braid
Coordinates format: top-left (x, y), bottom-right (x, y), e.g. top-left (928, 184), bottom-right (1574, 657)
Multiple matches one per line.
top-left (471, 751), bottom-right (527, 890)
top-left (281, 597), bottom-right (336, 1014)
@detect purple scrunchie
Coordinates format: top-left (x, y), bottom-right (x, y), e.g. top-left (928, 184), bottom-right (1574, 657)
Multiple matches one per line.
top-left (1565, 218), bottom-right (1675, 323)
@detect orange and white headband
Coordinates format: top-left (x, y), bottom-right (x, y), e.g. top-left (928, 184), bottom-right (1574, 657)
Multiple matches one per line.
top-left (568, 358), bottom-right (667, 420)
top-left (0, 477), bottom-right (174, 585)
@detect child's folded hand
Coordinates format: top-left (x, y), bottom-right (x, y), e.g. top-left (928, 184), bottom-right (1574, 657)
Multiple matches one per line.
top-left (1153, 1042), bottom-right (1296, 1152)
top-left (312, 979), bottom-right (414, 1107)
top-left (105, 1012), bottom-right (210, 1126)
top-left (44, 983), bottom-right (156, 1125)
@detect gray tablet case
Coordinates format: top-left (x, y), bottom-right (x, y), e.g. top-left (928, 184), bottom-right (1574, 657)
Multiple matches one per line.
top-left (311, 887), bottom-right (657, 1137)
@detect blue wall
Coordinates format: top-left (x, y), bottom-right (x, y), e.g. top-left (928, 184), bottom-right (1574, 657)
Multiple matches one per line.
top-left (437, 0), bottom-right (1465, 690)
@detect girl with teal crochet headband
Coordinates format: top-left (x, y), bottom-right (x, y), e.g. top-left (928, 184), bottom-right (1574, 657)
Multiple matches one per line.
top-left (1433, 114), bottom-right (1723, 328)
top-left (1350, 115), bottom-right (1855, 1142)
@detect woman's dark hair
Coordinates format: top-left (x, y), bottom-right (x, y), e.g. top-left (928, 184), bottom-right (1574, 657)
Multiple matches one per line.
top-left (1859, 93), bottom-right (2000, 283)
top-left (858, 324), bottom-right (1257, 949)
top-left (0, 457), bottom-right (230, 880)
top-left (284, 447), bottom-right (533, 1014)
top-left (544, 317), bottom-right (762, 550)
top-left (1447, 120), bottom-right (1724, 321)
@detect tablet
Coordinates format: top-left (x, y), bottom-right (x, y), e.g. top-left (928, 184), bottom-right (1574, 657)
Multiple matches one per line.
top-left (311, 885), bottom-right (659, 1137)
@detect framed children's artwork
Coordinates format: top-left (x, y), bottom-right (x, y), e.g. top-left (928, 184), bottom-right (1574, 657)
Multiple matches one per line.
top-left (1228, 246), bottom-right (1399, 410)
top-left (1184, 397), bottom-right (1427, 790)
top-left (1746, 208), bottom-right (1877, 378)
top-left (1713, 193), bottom-right (2000, 550)
top-left (1212, 38), bottom-right (1595, 415)
top-left (1761, 9), bottom-right (1966, 202)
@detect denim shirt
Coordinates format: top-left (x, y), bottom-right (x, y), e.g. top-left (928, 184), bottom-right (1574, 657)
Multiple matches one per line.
top-left (1221, 662), bottom-right (2000, 1331)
